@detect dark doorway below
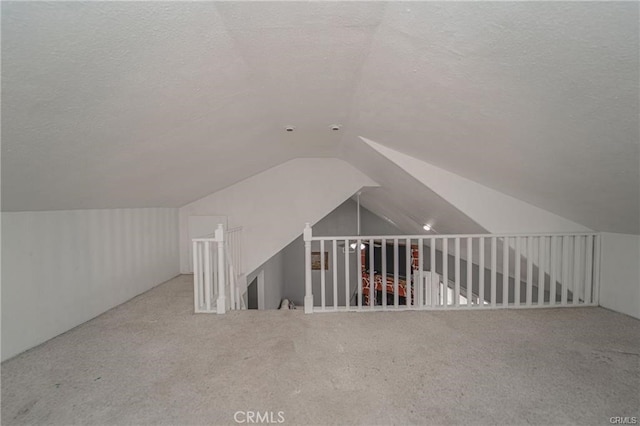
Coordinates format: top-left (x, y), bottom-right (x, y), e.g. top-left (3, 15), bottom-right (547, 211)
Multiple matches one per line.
top-left (247, 277), bottom-right (258, 309)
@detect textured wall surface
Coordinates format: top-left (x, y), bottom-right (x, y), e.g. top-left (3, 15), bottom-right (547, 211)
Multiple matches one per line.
top-left (1, 208), bottom-right (180, 361)
top-left (179, 158), bottom-right (377, 275)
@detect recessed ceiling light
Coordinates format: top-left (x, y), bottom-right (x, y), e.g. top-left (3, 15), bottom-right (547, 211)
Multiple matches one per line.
top-left (285, 126), bottom-right (295, 132)
top-left (423, 224), bottom-right (432, 231)
top-left (330, 124), bottom-right (341, 131)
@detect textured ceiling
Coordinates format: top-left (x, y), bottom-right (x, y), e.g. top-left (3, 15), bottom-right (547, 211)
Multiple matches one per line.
top-left (348, 1), bottom-right (640, 234)
top-left (2, 2), bottom-right (638, 233)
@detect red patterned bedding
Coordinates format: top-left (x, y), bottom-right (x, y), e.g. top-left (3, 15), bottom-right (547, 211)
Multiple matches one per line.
top-left (359, 242), bottom-right (420, 306)
top-left (361, 271), bottom-right (414, 305)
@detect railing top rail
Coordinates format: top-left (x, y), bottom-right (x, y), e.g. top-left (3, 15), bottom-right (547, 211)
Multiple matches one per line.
top-left (192, 224), bottom-right (225, 242)
top-left (194, 227), bottom-right (242, 242)
top-left (309, 231), bottom-right (599, 241)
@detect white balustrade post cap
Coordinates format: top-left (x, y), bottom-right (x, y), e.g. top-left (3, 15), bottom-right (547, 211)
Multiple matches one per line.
top-left (215, 224), bottom-right (225, 240)
top-left (303, 223), bottom-right (313, 241)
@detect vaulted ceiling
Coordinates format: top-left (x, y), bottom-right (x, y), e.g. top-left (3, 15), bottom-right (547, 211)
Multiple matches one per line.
top-left (2, 2), bottom-right (638, 233)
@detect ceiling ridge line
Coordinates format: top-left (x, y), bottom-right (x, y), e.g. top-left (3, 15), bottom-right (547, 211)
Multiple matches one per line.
top-left (334, 4), bottom-right (390, 156)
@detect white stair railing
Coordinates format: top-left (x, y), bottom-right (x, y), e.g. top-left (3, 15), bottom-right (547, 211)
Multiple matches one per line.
top-left (302, 223), bottom-right (601, 314)
top-left (225, 226), bottom-right (246, 310)
top-left (193, 225), bottom-right (245, 314)
top-left (193, 224), bottom-right (226, 314)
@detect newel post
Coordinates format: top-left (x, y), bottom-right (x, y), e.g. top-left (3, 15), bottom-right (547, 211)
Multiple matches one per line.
top-left (304, 223), bottom-right (313, 314)
top-left (215, 224), bottom-right (226, 314)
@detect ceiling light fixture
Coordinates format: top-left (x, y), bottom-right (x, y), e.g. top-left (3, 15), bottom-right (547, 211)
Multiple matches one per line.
top-left (285, 126), bottom-right (295, 132)
top-left (330, 124), bottom-right (341, 131)
top-left (423, 224), bottom-right (432, 232)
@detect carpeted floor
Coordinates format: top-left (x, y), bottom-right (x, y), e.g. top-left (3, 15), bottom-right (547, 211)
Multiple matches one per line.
top-left (2, 274), bottom-right (639, 425)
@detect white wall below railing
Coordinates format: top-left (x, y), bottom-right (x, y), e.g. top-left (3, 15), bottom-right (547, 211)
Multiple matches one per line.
top-left (1, 208), bottom-right (180, 361)
top-left (599, 232), bottom-right (640, 319)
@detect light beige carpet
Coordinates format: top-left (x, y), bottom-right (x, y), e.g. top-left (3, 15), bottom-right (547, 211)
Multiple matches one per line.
top-left (2, 274), bottom-right (639, 425)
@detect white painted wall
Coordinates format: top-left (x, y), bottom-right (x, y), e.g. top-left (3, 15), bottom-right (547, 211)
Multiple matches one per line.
top-left (179, 158), bottom-right (377, 275)
top-left (246, 250), bottom-right (285, 310)
top-left (1, 208), bottom-right (179, 361)
top-left (363, 138), bottom-right (591, 234)
top-left (599, 232), bottom-right (640, 319)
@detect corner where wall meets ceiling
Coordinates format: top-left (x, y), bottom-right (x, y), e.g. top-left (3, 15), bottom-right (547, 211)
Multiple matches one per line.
top-left (359, 137), bottom-right (592, 234)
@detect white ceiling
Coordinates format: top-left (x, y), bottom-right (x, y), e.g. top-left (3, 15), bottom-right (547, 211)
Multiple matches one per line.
top-left (2, 2), bottom-right (638, 233)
